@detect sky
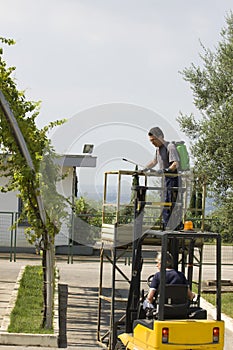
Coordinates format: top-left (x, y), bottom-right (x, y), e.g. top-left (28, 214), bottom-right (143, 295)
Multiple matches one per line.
top-left (1, 0), bottom-right (232, 193)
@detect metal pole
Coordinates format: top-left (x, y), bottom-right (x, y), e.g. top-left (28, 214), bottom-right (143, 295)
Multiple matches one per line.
top-left (158, 233), bottom-right (167, 321)
top-left (102, 172), bottom-right (108, 224)
top-left (122, 158), bottom-right (144, 168)
top-left (68, 166), bottom-right (76, 264)
top-left (187, 239), bottom-right (195, 287)
top-left (10, 212), bottom-right (14, 262)
top-left (116, 172), bottom-right (121, 224)
top-left (216, 234), bottom-right (222, 320)
top-left (197, 246), bottom-right (203, 307)
top-left (97, 245), bottom-right (104, 342)
top-left (201, 182), bottom-right (207, 231)
top-left (13, 212), bottom-right (17, 262)
top-left (110, 247), bottom-right (117, 349)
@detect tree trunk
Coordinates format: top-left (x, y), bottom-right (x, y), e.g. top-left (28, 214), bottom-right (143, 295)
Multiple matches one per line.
top-left (45, 242), bottom-right (54, 328)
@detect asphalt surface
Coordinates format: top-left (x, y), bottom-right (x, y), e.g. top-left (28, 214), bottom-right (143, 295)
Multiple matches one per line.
top-left (0, 253), bottom-right (232, 350)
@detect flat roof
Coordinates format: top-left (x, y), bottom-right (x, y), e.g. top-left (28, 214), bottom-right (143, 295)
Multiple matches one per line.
top-left (56, 154), bottom-right (97, 168)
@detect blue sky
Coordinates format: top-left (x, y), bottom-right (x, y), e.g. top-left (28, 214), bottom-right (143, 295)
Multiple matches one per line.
top-left (1, 1), bottom-right (232, 190)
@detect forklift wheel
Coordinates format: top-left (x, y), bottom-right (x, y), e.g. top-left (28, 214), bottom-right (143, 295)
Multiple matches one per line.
top-left (114, 340), bottom-right (126, 350)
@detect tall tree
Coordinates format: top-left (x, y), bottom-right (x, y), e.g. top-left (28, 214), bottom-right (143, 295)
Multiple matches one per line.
top-left (177, 12), bottom-right (233, 240)
top-left (0, 38), bottom-right (67, 327)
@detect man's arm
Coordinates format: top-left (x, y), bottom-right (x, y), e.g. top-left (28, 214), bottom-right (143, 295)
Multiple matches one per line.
top-left (167, 143), bottom-right (179, 171)
top-left (147, 288), bottom-right (156, 303)
top-left (144, 158), bottom-right (157, 170)
top-left (168, 160), bottom-right (179, 172)
top-left (187, 287), bottom-right (195, 301)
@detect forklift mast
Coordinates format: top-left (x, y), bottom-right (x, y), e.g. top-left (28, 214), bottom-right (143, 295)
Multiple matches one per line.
top-left (97, 170), bottom-right (213, 349)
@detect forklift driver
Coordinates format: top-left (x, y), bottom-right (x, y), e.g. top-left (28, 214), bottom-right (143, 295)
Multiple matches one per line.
top-left (143, 252), bottom-right (195, 309)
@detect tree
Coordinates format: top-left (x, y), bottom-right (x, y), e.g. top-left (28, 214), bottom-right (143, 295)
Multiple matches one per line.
top-left (177, 12), bottom-right (233, 240)
top-left (73, 196), bottom-right (102, 246)
top-left (0, 38), bottom-right (68, 327)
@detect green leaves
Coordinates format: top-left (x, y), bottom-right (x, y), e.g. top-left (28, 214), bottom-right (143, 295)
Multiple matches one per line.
top-left (178, 12), bottom-right (233, 241)
top-left (0, 37), bottom-right (68, 244)
top-left (0, 37), bottom-right (15, 46)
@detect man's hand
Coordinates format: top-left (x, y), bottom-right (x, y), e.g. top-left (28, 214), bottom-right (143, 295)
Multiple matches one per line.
top-left (163, 168), bottom-right (173, 173)
top-left (142, 299), bottom-right (154, 310)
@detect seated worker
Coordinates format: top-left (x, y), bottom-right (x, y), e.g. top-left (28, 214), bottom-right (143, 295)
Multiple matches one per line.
top-left (143, 252), bottom-right (195, 309)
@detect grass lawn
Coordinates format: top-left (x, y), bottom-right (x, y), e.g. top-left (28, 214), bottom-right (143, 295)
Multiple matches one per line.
top-left (202, 292), bottom-right (233, 319)
top-left (8, 265), bottom-right (53, 334)
top-left (193, 284), bottom-right (233, 319)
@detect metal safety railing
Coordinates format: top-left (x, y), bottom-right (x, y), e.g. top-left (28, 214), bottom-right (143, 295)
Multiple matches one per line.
top-left (0, 211), bottom-right (18, 261)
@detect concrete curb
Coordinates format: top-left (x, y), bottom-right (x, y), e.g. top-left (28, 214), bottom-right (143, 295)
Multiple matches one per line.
top-left (0, 333), bottom-right (58, 347)
top-left (0, 265), bottom-right (59, 347)
top-left (201, 297), bottom-right (233, 331)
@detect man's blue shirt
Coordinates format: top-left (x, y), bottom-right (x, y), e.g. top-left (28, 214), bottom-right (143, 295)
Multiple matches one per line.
top-left (150, 269), bottom-right (188, 290)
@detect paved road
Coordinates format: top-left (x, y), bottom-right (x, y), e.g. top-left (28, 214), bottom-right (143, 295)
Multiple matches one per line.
top-left (0, 254), bottom-right (232, 349)
top-left (0, 256), bottom-right (105, 349)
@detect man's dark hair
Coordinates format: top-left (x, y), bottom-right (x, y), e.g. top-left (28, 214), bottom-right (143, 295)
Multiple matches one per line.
top-left (148, 127), bottom-right (164, 139)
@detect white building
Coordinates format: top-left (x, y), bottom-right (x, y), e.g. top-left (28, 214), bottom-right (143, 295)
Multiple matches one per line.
top-left (0, 154), bottom-right (97, 252)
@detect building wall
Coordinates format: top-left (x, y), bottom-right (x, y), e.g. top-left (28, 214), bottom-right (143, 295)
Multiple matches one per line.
top-left (0, 177), bottom-right (19, 212)
top-left (0, 166), bottom-right (74, 248)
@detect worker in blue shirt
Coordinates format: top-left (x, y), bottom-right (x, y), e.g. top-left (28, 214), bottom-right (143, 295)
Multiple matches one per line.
top-left (143, 252), bottom-right (195, 309)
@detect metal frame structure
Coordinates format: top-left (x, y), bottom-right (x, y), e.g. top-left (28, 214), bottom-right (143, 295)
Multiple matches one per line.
top-left (125, 230), bottom-right (222, 328)
top-left (97, 169), bottom-right (210, 349)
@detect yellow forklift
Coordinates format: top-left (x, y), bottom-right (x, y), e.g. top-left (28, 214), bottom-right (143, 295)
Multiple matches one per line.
top-left (116, 229), bottom-right (224, 350)
top-left (98, 171), bottom-right (224, 350)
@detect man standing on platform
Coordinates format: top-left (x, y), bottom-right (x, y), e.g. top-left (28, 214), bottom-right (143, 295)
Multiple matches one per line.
top-left (143, 127), bottom-right (181, 230)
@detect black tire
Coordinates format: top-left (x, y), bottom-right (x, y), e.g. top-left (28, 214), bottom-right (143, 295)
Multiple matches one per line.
top-left (114, 340), bottom-right (126, 350)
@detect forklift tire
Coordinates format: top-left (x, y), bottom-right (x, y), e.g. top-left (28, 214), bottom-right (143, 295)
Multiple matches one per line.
top-left (114, 340), bottom-right (126, 350)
